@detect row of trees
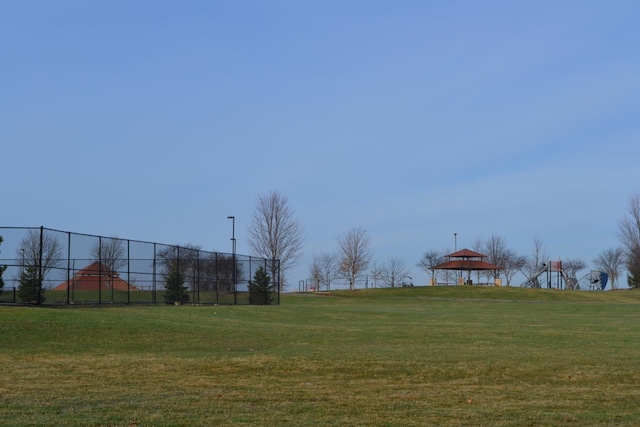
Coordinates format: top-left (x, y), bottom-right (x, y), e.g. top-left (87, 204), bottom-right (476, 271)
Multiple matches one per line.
top-left (299, 193), bottom-right (640, 291)
top-left (3, 191), bottom-right (638, 300)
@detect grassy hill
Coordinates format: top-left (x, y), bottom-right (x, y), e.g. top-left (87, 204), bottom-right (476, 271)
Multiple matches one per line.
top-left (1, 287), bottom-right (639, 426)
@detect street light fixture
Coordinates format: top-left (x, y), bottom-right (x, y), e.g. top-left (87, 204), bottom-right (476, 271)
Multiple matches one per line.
top-left (227, 216), bottom-right (236, 255)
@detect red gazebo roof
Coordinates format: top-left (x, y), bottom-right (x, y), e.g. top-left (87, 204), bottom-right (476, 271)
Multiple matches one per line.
top-left (431, 248), bottom-right (501, 271)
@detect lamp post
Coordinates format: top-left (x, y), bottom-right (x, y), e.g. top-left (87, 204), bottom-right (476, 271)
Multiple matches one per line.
top-left (227, 216), bottom-right (236, 303)
top-left (454, 232), bottom-right (459, 282)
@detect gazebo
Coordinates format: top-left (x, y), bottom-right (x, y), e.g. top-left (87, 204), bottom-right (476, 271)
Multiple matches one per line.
top-left (430, 249), bottom-right (502, 286)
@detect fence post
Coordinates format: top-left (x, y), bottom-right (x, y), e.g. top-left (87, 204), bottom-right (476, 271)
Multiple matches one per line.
top-left (37, 226), bottom-right (44, 305)
top-left (127, 239), bottom-right (131, 305)
top-left (66, 231), bottom-right (71, 305)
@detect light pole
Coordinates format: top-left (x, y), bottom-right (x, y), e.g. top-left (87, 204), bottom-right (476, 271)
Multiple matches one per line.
top-left (227, 216), bottom-right (236, 254)
top-left (454, 232), bottom-right (459, 282)
top-left (227, 216), bottom-right (236, 303)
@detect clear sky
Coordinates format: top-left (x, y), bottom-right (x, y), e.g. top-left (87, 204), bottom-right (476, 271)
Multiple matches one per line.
top-left (3, 1), bottom-right (639, 288)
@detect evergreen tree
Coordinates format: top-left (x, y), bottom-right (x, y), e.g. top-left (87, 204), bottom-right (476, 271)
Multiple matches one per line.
top-left (628, 271), bottom-right (640, 289)
top-left (249, 266), bottom-right (273, 305)
top-left (17, 265), bottom-right (45, 304)
top-left (0, 236), bottom-right (6, 294)
top-left (163, 261), bottom-right (189, 304)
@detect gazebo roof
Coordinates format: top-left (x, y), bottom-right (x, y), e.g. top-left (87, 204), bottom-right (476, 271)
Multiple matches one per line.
top-left (446, 249), bottom-right (486, 259)
top-left (53, 261), bottom-right (139, 291)
top-left (430, 259), bottom-right (502, 271)
top-left (431, 248), bottom-right (501, 271)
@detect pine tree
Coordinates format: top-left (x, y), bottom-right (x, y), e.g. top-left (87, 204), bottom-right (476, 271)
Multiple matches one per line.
top-left (249, 266), bottom-right (273, 305)
top-left (163, 261), bottom-right (189, 304)
top-left (17, 265), bottom-right (45, 304)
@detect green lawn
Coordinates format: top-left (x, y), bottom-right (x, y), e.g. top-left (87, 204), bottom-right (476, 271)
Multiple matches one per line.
top-left (1, 286), bottom-right (640, 426)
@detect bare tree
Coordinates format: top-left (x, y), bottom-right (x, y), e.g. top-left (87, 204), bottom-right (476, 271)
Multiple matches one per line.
top-left (337, 227), bottom-right (372, 291)
top-left (379, 257), bottom-right (411, 288)
top-left (483, 235), bottom-right (509, 281)
top-left (593, 248), bottom-right (624, 290)
top-left (201, 253), bottom-right (241, 292)
top-left (502, 252), bottom-right (527, 286)
top-left (562, 258), bottom-right (587, 289)
top-left (308, 257), bottom-right (322, 292)
top-left (247, 190), bottom-right (304, 291)
top-left (619, 194), bottom-right (640, 287)
top-left (521, 237), bottom-right (548, 279)
top-left (16, 228), bottom-right (63, 288)
top-left (368, 261), bottom-right (384, 288)
top-left (91, 236), bottom-right (125, 271)
top-left (90, 236), bottom-right (126, 289)
top-left (157, 244), bottom-right (205, 290)
top-left (472, 236), bottom-right (485, 283)
top-left (417, 250), bottom-right (443, 284)
top-left (481, 235), bottom-right (525, 286)
top-left (310, 252), bottom-right (339, 291)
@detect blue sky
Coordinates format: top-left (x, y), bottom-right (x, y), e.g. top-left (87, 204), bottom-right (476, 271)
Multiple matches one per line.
top-left (3, 1), bottom-right (639, 288)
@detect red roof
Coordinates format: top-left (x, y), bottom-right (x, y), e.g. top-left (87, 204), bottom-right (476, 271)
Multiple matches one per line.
top-left (431, 248), bottom-right (501, 271)
top-left (430, 259), bottom-right (502, 271)
top-left (53, 261), bottom-right (139, 291)
top-left (446, 249), bottom-right (486, 258)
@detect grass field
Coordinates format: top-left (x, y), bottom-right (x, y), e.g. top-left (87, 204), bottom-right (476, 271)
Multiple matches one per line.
top-left (2, 286), bottom-right (640, 426)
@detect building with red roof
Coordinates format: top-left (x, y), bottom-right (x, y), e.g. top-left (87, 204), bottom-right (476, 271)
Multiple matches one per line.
top-left (53, 261), bottom-right (139, 291)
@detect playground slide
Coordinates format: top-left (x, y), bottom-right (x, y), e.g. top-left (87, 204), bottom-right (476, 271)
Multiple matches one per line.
top-left (521, 266), bottom-right (548, 288)
top-left (561, 270), bottom-right (578, 289)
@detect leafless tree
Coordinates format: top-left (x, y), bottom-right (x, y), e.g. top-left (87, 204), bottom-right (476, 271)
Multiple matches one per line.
top-left (417, 250), bottom-right (444, 284)
top-left (379, 257), bottom-right (411, 288)
top-left (310, 252), bottom-right (339, 291)
top-left (593, 248), bottom-right (624, 290)
top-left (368, 261), bottom-right (384, 288)
top-left (619, 194), bottom-right (640, 287)
top-left (562, 258), bottom-right (587, 289)
top-left (472, 237), bottom-right (485, 283)
top-left (16, 228), bottom-right (63, 287)
top-left (481, 235), bottom-right (525, 286)
top-left (157, 244), bottom-right (204, 290)
top-left (200, 253), bottom-right (241, 292)
top-left (91, 236), bottom-right (125, 271)
top-left (521, 237), bottom-right (548, 279)
top-left (90, 236), bottom-right (126, 289)
top-left (308, 257), bottom-right (322, 291)
top-left (337, 227), bottom-right (372, 291)
top-left (247, 190), bottom-right (304, 291)
top-left (502, 252), bottom-right (527, 286)
top-left (483, 235), bottom-right (509, 281)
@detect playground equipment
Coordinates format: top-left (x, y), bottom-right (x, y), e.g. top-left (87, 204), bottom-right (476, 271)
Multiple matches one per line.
top-left (521, 261), bottom-right (608, 290)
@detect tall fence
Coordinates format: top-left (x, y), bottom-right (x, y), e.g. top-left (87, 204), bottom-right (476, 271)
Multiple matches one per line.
top-left (0, 227), bottom-right (280, 306)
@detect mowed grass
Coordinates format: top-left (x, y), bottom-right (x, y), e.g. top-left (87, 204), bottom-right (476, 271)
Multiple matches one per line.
top-left (2, 287), bottom-right (640, 426)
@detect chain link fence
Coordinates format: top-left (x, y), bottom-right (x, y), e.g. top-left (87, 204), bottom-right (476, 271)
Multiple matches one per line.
top-left (0, 227), bottom-right (279, 305)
